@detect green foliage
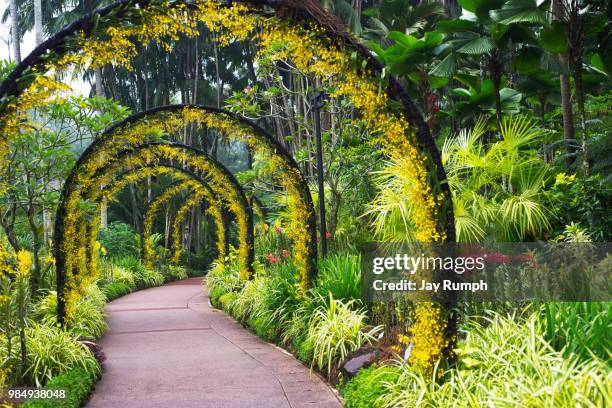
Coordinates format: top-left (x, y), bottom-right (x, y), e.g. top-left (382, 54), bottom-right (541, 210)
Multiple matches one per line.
top-left (379, 312), bottom-right (610, 407)
top-left (441, 116), bottom-right (551, 242)
top-left (112, 256), bottom-right (164, 288)
top-left (98, 222), bottom-right (140, 259)
top-left (209, 287), bottom-right (228, 308)
top-left (542, 302), bottom-right (611, 363)
top-left (218, 292), bottom-right (237, 314)
top-left (231, 277), bottom-right (269, 322)
top-left (296, 336), bottom-right (315, 364)
top-left (341, 365), bottom-right (402, 408)
top-left (547, 174), bottom-right (612, 241)
top-left (307, 294), bottom-right (382, 376)
top-left (22, 368), bottom-right (98, 408)
top-left (101, 282), bottom-right (132, 301)
top-left (24, 323), bottom-right (99, 387)
top-left (206, 262), bottom-right (241, 295)
top-left (33, 292), bottom-right (107, 339)
top-left (315, 255), bottom-right (361, 303)
top-left (163, 265), bottom-right (188, 282)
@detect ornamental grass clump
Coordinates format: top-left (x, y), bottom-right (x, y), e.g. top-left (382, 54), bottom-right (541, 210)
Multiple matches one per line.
top-left (25, 323), bottom-right (99, 387)
top-left (33, 292), bottom-right (107, 339)
top-left (315, 254), bottom-right (362, 303)
top-left (378, 312), bottom-right (611, 407)
top-left (307, 294), bottom-right (383, 377)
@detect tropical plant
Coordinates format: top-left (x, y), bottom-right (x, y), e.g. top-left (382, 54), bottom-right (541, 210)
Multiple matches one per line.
top-left (24, 323), bottom-right (99, 387)
top-left (542, 302), bottom-right (611, 362)
top-left (341, 365), bottom-right (402, 408)
top-left (100, 282), bottom-right (132, 301)
top-left (379, 312), bottom-right (610, 407)
top-left (21, 367), bottom-right (98, 408)
top-left (34, 292), bottom-right (107, 339)
top-left (98, 222), bottom-right (140, 259)
top-left (307, 294), bottom-right (382, 376)
top-left (441, 116), bottom-right (551, 242)
top-left (315, 254), bottom-right (362, 303)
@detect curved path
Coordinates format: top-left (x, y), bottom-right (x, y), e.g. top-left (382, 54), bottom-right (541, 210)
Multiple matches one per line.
top-left (87, 277), bottom-right (342, 408)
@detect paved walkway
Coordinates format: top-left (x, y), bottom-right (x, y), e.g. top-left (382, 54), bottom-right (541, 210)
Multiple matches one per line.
top-left (87, 277), bottom-right (342, 408)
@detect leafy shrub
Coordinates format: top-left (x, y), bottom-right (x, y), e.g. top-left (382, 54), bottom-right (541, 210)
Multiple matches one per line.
top-left (379, 312), bottom-right (610, 407)
top-left (98, 222), bottom-right (140, 258)
top-left (34, 293), bottom-right (107, 339)
top-left (218, 292), bottom-right (237, 313)
top-left (248, 315), bottom-right (277, 342)
top-left (113, 256), bottom-right (164, 289)
top-left (315, 254), bottom-right (361, 303)
top-left (188, 248), bottom-right (215, 272)
top-left (209, 287), bottom-right (227, 308)
top-left (101, 282), bottom-right (132, 301)
top-left (548, 174), bottom-right (612, 241)
top-left (25, 323), bottom-right (99, 387)
top-left (22, 368), bottom-right (98, 408)
top-left (296, 336), bottom-right (315, 364)
top-left (164, 265), bottom-right (188, 281)
top-left (106, 263), bottom-right (136, 289)
top-left (206, 262), bottom-right (241, 294)
top-left (341, 365), bottom-right (401, 408)
top-left (231, 277), bottom-right (269, 322)
top-left (542, 302), bottom-right (611, 362)
top-left (307, 294), bottom-right (382, 376)
top-left (135, 268), bottom-right (165, 288)
top-left (34, 284), bottom-right (107, 339)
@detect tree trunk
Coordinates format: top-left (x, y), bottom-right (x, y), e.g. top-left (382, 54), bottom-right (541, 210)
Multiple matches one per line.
top-left (552, 0), bottom-right (576, 163)
top-left (9, 0), bottom-right (21, 63)
top-left (566, 1), bottom-right (589, 175)
top-left (34, 0), bottom-right (43, 46)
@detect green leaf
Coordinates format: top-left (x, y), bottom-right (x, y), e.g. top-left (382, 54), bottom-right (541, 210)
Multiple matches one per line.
top-left (452, 88), bottom-right (473, 98)
top-left (429, 53), bottom-right (456, 77)
top-left (457, 37), bottom-right (495, 54)
top-left (436, 19), bottom-right (479, 33)
top-left (541, 22), bottom-right (567, 54)
top-left (430, 76), bottom-right (450, 89)
top-left (589, 53), bottom-right (608, 76)
top-left (513, 46), bottom-right (542, 73)
top-left (490, 0), bottom-right (547, 25)
top-left (387, 31), bottom-right (418, 48)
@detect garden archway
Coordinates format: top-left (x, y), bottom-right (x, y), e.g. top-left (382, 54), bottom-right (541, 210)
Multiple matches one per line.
top-left (140, 180), bottom-right (231, 268)
top-left (90, 104), bottom-right (317, 287)
top-left (0, 0), bottom-right (457, 371)
top-left (100, 168), bottom-right (230, 268)
top-left (55, 143), bottom-right (253, 321)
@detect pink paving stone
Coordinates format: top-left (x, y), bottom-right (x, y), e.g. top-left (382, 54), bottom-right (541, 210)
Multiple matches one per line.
top-left (86, 277), bottom-right (342, 408)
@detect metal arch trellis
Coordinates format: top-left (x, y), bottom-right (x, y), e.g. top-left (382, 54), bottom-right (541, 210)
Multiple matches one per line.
top-left (98, 167), bottom-right (231, 267)
top-left (0, 0), bottom-right (454, 243)
top-left (55, 143), bottom-right (254, 322)
top-left (91, 104), bottom-right (318, 284)
top-left (140, 180), bottom-right (231, 268)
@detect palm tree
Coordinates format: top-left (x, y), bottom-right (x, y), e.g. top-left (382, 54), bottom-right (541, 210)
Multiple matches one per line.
top-left (8, 0), bottom-right (21, 63)
top-left (33, 0), bottom-right (42, 45)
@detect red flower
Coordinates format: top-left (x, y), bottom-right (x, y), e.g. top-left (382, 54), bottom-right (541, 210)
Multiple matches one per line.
top-left (282, 249), bottom-right (290, 259)
top-left (325, 231), bottom-right (332, 239)
top-left (486, 252), bottom-right (511, 265)
top-left (266, 253), bottom-right (279, 264)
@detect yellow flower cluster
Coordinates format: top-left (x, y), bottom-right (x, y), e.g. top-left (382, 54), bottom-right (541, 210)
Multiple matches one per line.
top-left (16, 250), bottom-right (32, 278)
top-left (408, 303), bottom-right (450, 375)
top-left (256, 21), bottom-right (444, 243)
